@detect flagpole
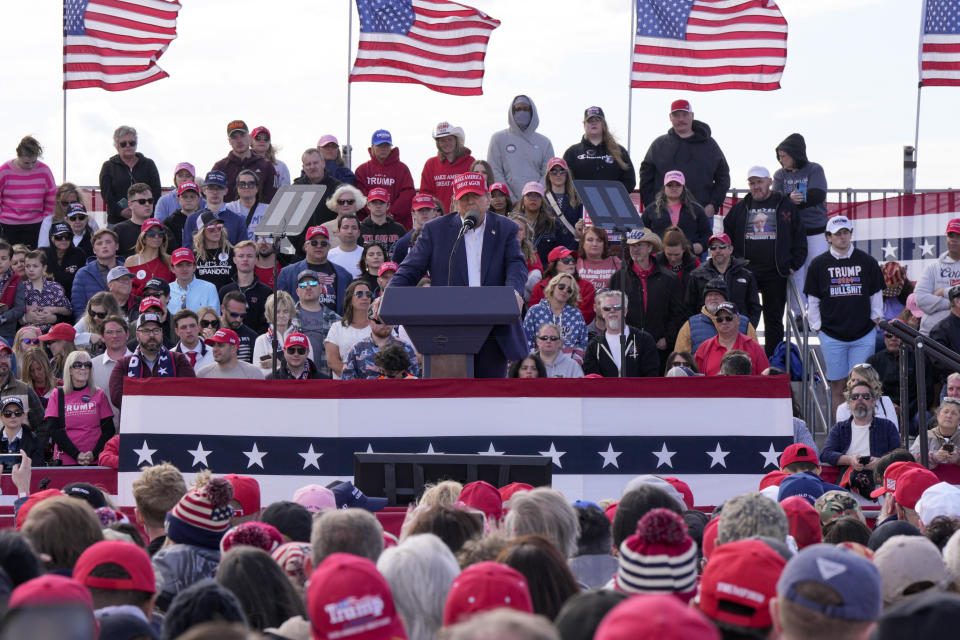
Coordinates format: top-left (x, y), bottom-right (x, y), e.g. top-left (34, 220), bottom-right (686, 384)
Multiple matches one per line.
top-left (345, 0), bottom-right (353, 168)
top-left (626, 0), bottom-right (636, 156)
top-left (62, 6), bottom-right (67, 183)
top-left (914, 0), bottom-right (928, 184)
top-left (913, 82), bottom-right (922, 160)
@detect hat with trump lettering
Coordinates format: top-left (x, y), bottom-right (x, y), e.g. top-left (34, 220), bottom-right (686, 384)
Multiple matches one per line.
top-left (284, 332), bottom-right (309, 350)
top-left (206, 328), bottom-right (239, 346)
top-left (308, 553), bottom-right (407, 640)
top-left (452, 172), bottom-right (487, 200)
top-left (946, 218), bottom-right (960, 235)
top-left (412, 193), bottom-right (436, 209)
top-left (698, 539), bottom-right (786, 628)
top-left (826, 216), bottom-right (853, 234)
top-left (367, 188), bottom-right (390, 203)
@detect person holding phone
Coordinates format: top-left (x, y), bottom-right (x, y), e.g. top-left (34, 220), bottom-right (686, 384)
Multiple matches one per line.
top-left (45, 350), bottom-right (114, 466)
top-left (820, 379), bottom-right (901, 473)
top-left (0, 397), bottom-right (43, 470)
top-left (911, 397), bottom-right (960, 483)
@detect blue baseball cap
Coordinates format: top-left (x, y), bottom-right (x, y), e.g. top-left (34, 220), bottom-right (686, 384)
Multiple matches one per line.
top-left (777, 544), bottom-right (882, 622)
top-left (371, 129), bottom-right (392, 146)
top-left (778, 472), bottom-right (826, 505)
top-left (331, 481), bottom-right (387, 512)
top-left (203, 170), bottom-right (228, 189)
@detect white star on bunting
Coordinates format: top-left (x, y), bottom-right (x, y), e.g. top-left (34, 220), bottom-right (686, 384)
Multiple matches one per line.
top-left (133, 440), bottom-right (156, 466)
top-left (187, 441), bottom-right (212, 467)
top-left (598, 443), bottom-right (622, 469)
top-left (299, 444), bottom-right (323, 470)
top-left (881, 242), bottom-right (898, 259)
top-left (538, 442), bottom-right (566, 468)
top-left (759, 443), bottom-right (782, 469)
top-left (652, 442), bottom-right (676, 469)
top-left (243, 443), bottom-right (268, 469)
top-left (479, 442), bottom-right (504, 455)
top-left (919, 239), bottom-right (936, 257)
top-left (706, 443), bottom-right (730, 469)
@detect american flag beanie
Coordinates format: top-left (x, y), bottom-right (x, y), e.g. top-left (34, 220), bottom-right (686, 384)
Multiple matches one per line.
top-left (165, 476), bottom-right (234, 550)
top-left (615, 508), bottom-right (698, 601)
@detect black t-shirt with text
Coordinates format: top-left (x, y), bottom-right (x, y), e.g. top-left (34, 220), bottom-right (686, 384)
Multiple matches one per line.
top-left (804, 247), bottom-right (883, 342)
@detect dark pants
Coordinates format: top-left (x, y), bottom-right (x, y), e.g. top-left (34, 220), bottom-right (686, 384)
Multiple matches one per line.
top-left (475, 335), bottom-right (508, 378)
top-left (750, 267), bottom-right (787, 356)
top-left (2, 222), bottom-right (43, 250)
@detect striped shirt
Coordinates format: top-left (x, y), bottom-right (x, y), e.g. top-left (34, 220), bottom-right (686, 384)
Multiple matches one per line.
top-left (0, 160), bottom-right (56, 225)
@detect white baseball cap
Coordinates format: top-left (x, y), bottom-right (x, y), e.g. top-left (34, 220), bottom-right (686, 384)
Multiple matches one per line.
top-left (747, 165), bottom-right (771, 179)
top-left (916, 482), bottom-right (960, 526)
top-left (826, 216), bottom-right (853, 234)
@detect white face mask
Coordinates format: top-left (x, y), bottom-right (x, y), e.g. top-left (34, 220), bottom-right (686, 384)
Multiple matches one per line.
top-left (514, 110), bottom-right (532, 129)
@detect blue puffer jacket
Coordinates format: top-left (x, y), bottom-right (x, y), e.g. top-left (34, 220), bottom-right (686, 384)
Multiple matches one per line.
top-left (71, 257), bottom-right (122, 320)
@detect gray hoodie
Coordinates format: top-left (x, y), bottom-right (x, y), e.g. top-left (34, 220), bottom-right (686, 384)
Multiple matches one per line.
top-left (486, 95), bottom-right (555, 197)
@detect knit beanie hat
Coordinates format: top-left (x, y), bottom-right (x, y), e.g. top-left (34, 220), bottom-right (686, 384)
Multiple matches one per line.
top-left (220, 521), bottom-right (283, 554)
top-left (271, 542), bottom-right (312, 593)
top-left (165, 476), bottom-right (234, 550)
top-left (615, 508), bottom-right (698, 601)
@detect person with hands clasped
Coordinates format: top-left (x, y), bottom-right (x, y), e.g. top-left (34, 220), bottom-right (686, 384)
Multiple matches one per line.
top-left (44, 350), bottom-right (114, 466)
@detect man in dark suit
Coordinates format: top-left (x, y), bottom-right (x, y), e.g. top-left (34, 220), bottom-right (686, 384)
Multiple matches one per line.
top-left (390, 172), bottom-right (527, 378)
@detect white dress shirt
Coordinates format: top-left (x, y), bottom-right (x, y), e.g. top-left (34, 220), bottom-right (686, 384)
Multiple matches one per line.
top-left (463, 216), bottom-right (485, 287)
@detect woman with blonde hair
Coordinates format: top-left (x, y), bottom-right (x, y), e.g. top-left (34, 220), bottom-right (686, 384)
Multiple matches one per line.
top-left (321, 184), bottom-right (367, 248)
top-left (508, 213), bottom-right (543, 300)
top-left (124, 218), bottom-right (173, 297)
top-left (515, 182), bottom-right (575, 267)
top-left (19, 345), bottom-right (55, 402)
top-left (37, 182), bottom-right (99, 248)
top-left (835, 362), bottom-right (899, 428)
top-left (13, 326), bottom-right (42, 368)
top-left (250, 126), bottom-right (291, 188)
top-left (192, 212), bottom-right (234, 291)
top-left (253, 290), bottom-right (314, 370)
top-left (543, 157), bottom-right (583, 232)
top-left (562, 106), bottom-right (635, 193)
top-left (43, 350), bottom-right (114, 466)
top-left (420, 122), bottom-right (475, 213)
top-left (73, 291), bottom-right (120, 355)
top-left (522, 273), bottom-right (588, 364)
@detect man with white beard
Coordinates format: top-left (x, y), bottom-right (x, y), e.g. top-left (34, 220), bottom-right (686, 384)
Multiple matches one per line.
top-left (673, 276), bottom-right (759, 355)
top-left (582, 290), bottom-right (659, 377)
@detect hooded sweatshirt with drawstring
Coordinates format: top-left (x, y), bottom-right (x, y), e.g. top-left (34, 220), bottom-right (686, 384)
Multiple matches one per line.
top-left (486, 95), bottom-right (555, 197)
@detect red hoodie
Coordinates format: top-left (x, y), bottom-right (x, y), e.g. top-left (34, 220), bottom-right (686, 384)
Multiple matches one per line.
top-left (419, 149), bottom-right (476, 213)
top-left (354, 147), bottom-right (416, 229)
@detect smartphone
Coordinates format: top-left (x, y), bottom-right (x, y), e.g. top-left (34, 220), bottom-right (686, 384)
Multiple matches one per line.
top-left (796, 182), bottom-right (807, 202)
top-left (858, 455), bottom-right (871, 466)
top-left (943, 443), bottom-right (955, 453)
top-left (0, 452), bottom-right (21, 472)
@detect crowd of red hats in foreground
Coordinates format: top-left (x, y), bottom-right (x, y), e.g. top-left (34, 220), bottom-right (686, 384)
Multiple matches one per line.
top-left (2, 443), bottom-right (960, 640)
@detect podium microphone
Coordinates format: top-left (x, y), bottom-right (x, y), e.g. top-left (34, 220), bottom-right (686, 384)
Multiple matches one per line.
top-left (462, 209), bottom-right (482, 230)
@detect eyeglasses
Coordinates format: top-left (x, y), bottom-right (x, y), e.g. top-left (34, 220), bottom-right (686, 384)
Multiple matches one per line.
top-left (601, 304), bottom-right (623, 311)
top-left (307, 240), bottom-right (329, 248)
top-left (709, 244), bottom-right (729, 251)
top-left (537, 335), bottom-right (561, 341)
top-left (715, 314), bottom-right (736, 323)
top-left (118, 140), bottom-right (137, 148)
top-left (850, 393), bottom-right (873, 400)
top-left (67, 213), bottom-right (88, 221)
top-left (298, 280), bottom-right (320, 288)
top-left (884, 333), bottom-right (897, 339)
top-left (355, 290), bottom-right (373, 298)
top-left (89, 310), bottom-right (107, 319)
top-left (21, 338), bottom-right (37, 345)
top-left (558, 257), bottom-right (577, 265)
top-left (133, 198), bottom-right (154, 205)
top-left (53, 234), bottom-right (71, 241)
top-left (137, 327), bottom-right (163, 335)
top-left (237, 181), bottom-right (257, 189)
top-left (549, 168), bottom-right (567, 175)
top-left (70, 361), bottom-right (93, 370)
top-left (285, 346), bottom-right (307, 356)
top-left (227, 311), bottom-right (246, 318)
top-left (1, 410), bottom-right (23, 418)
top-left (199, 319), bottom-right (220, 329)
top-left (337, 199), bottom-right (355, 206)
top-left (555, 284), bottom-right (572, 292)
top-left (145, 230), bottom-right (165, 238)
top-left (254, 134), bottom-right (270, 142)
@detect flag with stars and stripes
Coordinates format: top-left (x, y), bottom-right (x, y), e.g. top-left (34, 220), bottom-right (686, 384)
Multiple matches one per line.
top-left (632, 0), bottom-right (787, 91)
top-left (349, 0), bottom-right (500, 96)
top-left (63, 0), bottom-right (181, 91)
top-left (920, 0), bottom-right (960, 86)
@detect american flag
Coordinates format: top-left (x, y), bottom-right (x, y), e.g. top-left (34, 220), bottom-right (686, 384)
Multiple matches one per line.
top-left (632, 0), bottom-right (787, 91)
top-left (920, 0), bottom-right (960, 86)
top-left (63, 0), bottom-right (181, 91)
top-left (349, 0), bottom-right (500, 96)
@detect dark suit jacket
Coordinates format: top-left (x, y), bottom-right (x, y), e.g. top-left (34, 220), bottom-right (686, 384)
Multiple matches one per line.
top-left (392, 211), bottom-right (528, 361)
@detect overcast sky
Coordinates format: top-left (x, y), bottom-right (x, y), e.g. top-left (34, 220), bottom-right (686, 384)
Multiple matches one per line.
top-left (1, 0), bottom-right (957, 198)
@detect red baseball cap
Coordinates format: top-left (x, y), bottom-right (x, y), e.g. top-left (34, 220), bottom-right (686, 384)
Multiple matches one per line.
top-left (305, 226), bottom-right (329, 241)
top-left (138, 296), bottom-right (164, 314)
top-left (73, 540), bottom-right (156, 593)
top-left (39, 323), bottom-right (76, 343)
top-left (177, 181), bottom-right (199, 196)
top-left (663, 478), bottom-right (694, 509)
top-left (595, 593), bottom-right (718, 640)
top-left (779, 443), bottom-right (819, 469)
top-left (452, 172), bottom-right (487, 200)
top-left (498, 482), bottom-right (533, 503)
top-left (670, 99), bottom-right (692, 113)
top-left (870, 461), bottom-right (922, 498)
top-left (378, 262), bottom-right (399, 277)
top-left (759, 470), bottom-right (789, 490)
top-left (708, 233), bottom-right (732, 246)
top-left (458, 481), bottom-right (503, 521)
top-left (251, 126), bottom-right (271, 140)
top-left (702, 516), bottom-right (721, 560)
top-left (547, 246), bottom-right (575, 263)
top-left (946, 218), bottom-right (960, 235)
top-left (223, 474), bottom-right (261, 516)
top-left (141, 218), bottom-right (163, 233)
top-left (605, 501), bottom-right (618, 523)
top-left (780, 496), bottom-right (822, 548)
top-left (15, 488), bottom-right (64, 529)
top-left (308, 553), bottom-right (407, 640)
top-left (547, 157), bottom-right (568, 171)
top-left (206, 328), bottom-right (239, 346)
top-left (698, 539), bottom-right (785, 629)
top-left (894, 466), bottom-right (939, 510)
top-left (412, 193), bottom-right (436, 209)
top-left (443, 561), bottom-right (532, 626)
top-left (9, 574), bottom-right (93, 611)
top-left (489, 182), bottom-right (510, 196)
top-left (171, 247), bottom-right (195, 265)
top-left (283, 332), bottom-right (309, 350)
top-left (367, 188), bottom-right (390, 203)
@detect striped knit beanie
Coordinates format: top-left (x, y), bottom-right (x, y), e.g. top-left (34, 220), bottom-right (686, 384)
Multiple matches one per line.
top-left (616, 508), bottom-right (698, 601)
top-left (166, 476), bottom-right (234, 550)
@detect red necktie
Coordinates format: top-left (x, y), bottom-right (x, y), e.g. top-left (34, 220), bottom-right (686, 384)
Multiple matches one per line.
top-left (187, 351), bottom-right (197, 367)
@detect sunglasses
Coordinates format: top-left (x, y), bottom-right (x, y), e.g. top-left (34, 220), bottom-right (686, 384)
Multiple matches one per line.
top-left (884, 333), bottom-right (897, 339)
top-left (145, 230), bottom-right (165, 238)
top-left (67, 213), bottom-right (88, 221)
top-left (709, 244), bottom-right (729, 251)
top-left (285, 346), bottom-right (307, 356)
top-left (254, 134), bottom-right (270, 142)
top-left (237, 181), bottom-right (257, 189)
top-left (1, 410), bottom-right (23, 418)
top-left (53, 234), bottom-right (71, 241)
top-left (337, 199), bottom-right (355, 205)
top-left (227, 311), bottom-right (246, 318)
top-left (602, 304), bottom-right (623, 311)
top-left (354, 290), bottom-right (373, 299)
top-left (715, 314), bottom-right (736, 323)
top-left (21, 338), bottom-right (37, 345)
top-left (850, 392), bottom-right (873, 400)
top-left (558, 257), bottom-right (577, 265)
top-left (308, 240), bottom-right (330, 248)
top-left (555, 284), bottom-right (572, 292)
top-left (118, 140), bottom-right (137, 148)
top-left (537, 335), bottom-right (561, 341)
top-left (298, 280), bottom-right (320, 288)
top-left (70, 361), bottom-right (93, 370)
top-left (200, 319), bottom-right (220, 329)
top-left (133, 198), bottom-right (154, 205)
top-left (89, 311), bottom-right (107, 319)
top-left (549, 168), bottom-right (567, 174)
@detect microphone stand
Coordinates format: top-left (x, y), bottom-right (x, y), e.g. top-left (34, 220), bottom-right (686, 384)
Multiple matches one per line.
top-left (447, 212), bottom-right (478, 287)
top-left (613, 226), bottom-right (629, 378)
